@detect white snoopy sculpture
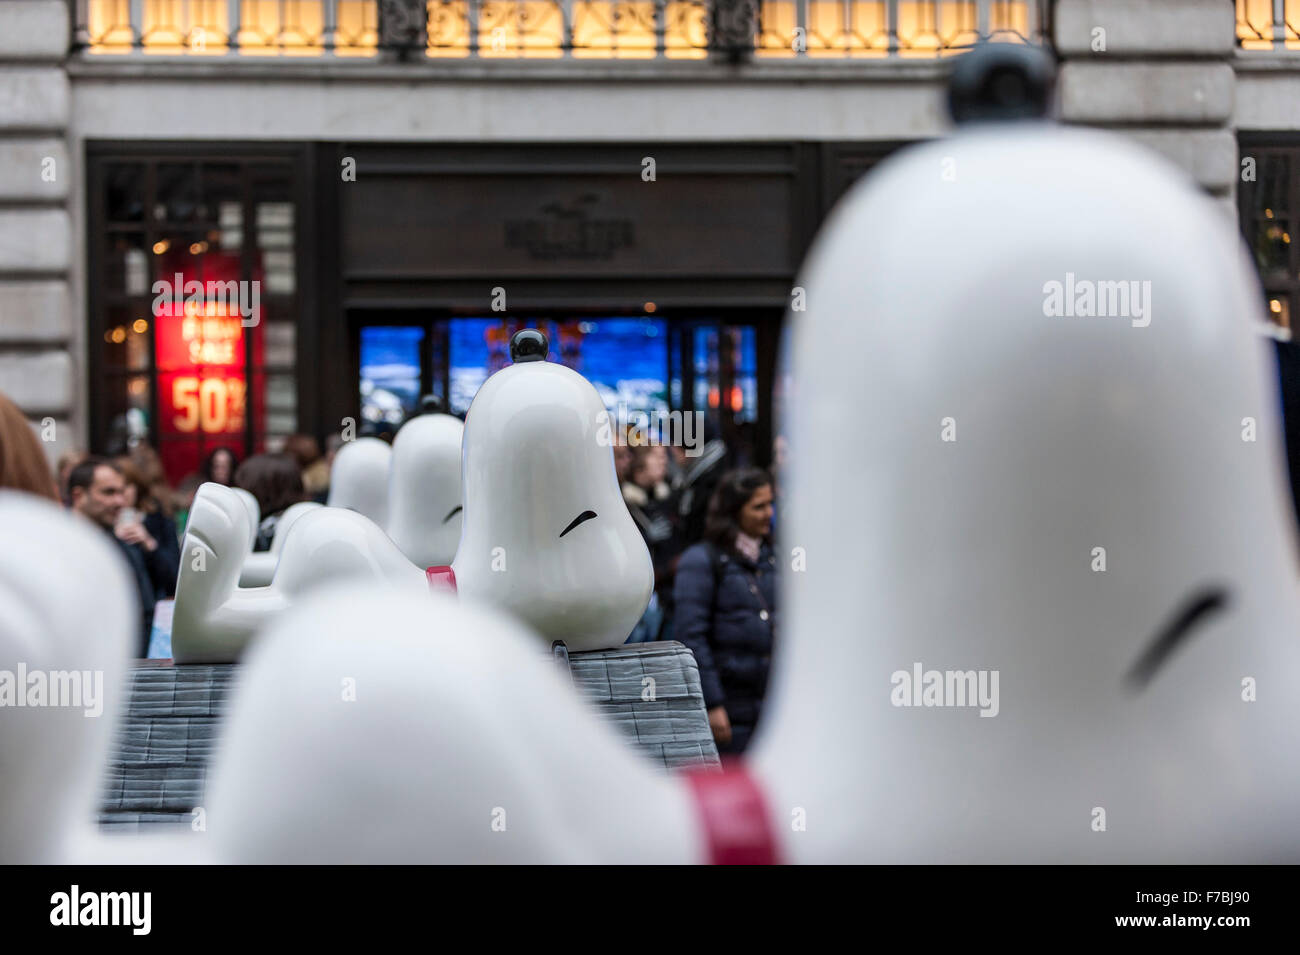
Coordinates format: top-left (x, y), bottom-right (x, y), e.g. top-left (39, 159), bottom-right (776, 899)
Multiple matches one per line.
top-left (236, 501), bottom-right (322, 587)
top-left (437, 328), bottom-right (653, 651)
top-left (197, 46), bottom-right (1300, 862)
top-left (0, 492), bottom-right (199, 864)
top-left (234, 413), bottom-right (463, 587)
top-left (170, 484), bottom-right (428, 663)
top-left (326, 436), bottom-right (391, 528)
top-left (0, 492), bottom-right (134, 863)
top-left (386, 411), bottom-right (464, 570)
top-left (172, 331), bottom-right (651, 661)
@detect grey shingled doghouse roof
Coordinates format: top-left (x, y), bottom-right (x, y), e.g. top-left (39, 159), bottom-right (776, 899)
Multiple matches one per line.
top-left (98, 640), bottom-right (720, 829)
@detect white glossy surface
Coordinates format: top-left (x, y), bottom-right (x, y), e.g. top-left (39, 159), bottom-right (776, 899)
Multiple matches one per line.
top-left (386, 414), bottom-right (464, 569)
top-left (237, 501), bottom-right (323, 588)
top-left (0, 492), bottom-right (132, 862)
top-left (171, 483), bottom-right (426, 663)
top-left (230, 487), bottom-right (259, 554)
top-left (747, 123), bottom-right (1300, 862)
top-left (327, 437), bottom-right (392, 528)
top-left (197, 122), bottom-right (1300, 864)
top-left (454, 358), bottom-right (653, 650)
top-left (203, 584), bottom-right (698, 863)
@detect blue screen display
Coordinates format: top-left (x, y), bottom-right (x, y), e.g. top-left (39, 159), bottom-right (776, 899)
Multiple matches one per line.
top-left (360, 326), bottom-right (424, 427)
top-left (359, 318), bottom-right (754, 432)
top-left (449, 318), bottom-right (669, 415)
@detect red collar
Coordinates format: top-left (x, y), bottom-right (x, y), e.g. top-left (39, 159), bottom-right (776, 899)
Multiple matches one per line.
top-left (683, 763), bottom-right (782, 865)
top-left (426, 565), bottom-right (457, 592)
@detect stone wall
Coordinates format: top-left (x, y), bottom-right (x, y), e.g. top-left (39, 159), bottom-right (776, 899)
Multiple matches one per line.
top-left (1054, 0), bottom-right (1240, 221)
top-left (4, 0), bottom-right (1298, 461)
top-left (0, 1), bottom-right (76, 466)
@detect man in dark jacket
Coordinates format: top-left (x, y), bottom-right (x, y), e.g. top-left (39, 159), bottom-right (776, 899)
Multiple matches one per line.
top-left (672, 469), bottom-right (777, 754)
top-left (69, 457), bottom-right (170, 657)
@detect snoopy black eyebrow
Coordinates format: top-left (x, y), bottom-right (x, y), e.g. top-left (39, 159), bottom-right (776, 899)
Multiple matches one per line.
top-left (559, 510), bottom-right (597, 538)
top-left (442, 505), bottom-right (462, 524)
top-left (1124, 586), bottom-right (1230, 691)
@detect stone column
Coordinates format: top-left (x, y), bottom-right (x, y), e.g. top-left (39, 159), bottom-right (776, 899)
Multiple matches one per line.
top-left (1054, 0), bottom-right (1239, 222)
top-left (0, 1), bottom-right (76, 466)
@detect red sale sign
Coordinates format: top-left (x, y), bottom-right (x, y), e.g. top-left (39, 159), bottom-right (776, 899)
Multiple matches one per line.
top-left (150, 250), bottom-right (264, 483)
top-left (156, 308), bottom-right (248, 438)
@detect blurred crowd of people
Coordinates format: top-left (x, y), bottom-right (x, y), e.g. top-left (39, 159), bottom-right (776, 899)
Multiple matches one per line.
top-left (2, 386), bottom-right (783, 753)
top-left (616, 427), bottom-right (784, 753)
top-left (3, 389), bottom-right (348, 658)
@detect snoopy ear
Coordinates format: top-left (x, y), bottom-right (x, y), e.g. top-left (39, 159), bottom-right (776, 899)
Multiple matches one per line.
top-left (272, 508), bottom-right (427, 596)
top-left (238, 502), bottom-right (323, 587)
top-left (230, 487), bottom-right (260, 550)
top-left (172, 483), bottom-right (250, 660)
top-left (270, 501), bottom-right (322, 555)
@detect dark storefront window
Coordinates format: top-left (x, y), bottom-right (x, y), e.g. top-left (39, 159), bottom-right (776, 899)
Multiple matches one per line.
top-left (676, 321), bottom-right (760, 458)
top-left (1240, 142), bottom-right (1299, 332)
top-left (689, 326), bottom-right (760, 426)
top-left (89, 149), bottom-right (304, 484)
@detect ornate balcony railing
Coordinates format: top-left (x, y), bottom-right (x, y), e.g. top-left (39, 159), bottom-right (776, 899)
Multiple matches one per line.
top-left (1238, 0), bottom-right (1300, 50)
top-left (73, 0), bottom-right (1047, 60)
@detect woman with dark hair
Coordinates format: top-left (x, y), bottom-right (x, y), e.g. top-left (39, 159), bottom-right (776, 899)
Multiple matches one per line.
top-left (202, 446), bottom-right (238, 487)
top-left (234, 453), bottom-right (304, 551)
top-left (672, 467), bottom-right (776, 754)
top-left (114, 456), bottom-right (180, 598)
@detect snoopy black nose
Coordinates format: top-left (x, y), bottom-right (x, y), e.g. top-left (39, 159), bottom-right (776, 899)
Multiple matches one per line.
top-left (948, 42), bottom-right (1055, 125)
top-left (510, 328), bottom-right (549, 364)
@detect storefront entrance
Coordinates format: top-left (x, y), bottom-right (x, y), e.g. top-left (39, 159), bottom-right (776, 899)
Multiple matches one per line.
top-left (85, 139), bottom-right (902, 478)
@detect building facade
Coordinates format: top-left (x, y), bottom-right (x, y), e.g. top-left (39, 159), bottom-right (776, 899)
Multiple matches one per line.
top-left (0, 0), bottom-right (1297, 479)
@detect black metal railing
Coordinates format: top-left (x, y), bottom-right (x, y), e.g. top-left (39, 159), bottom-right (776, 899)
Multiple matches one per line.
top-left (1238, 0), bottom-right (1300, 50)
top-left (72, 0), bottom-right (1046, 60)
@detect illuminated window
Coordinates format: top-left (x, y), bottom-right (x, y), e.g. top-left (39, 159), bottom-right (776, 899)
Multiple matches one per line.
top-left (758, 0), bottom-right (1033, 58)
top-left (1240, 145), bottom-right (1300, 333)
top-left (85, 0), bottom-right (1038, 58)
top-left (86, 0), bottom-right (380, 55)
top-left (90, 154), bottom-right (302, 484)
top-left (1238, 0), bottom-right (1300, 51)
